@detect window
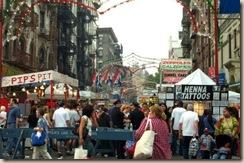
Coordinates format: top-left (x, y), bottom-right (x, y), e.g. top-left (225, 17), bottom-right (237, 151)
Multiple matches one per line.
top-left (228, 34), bottom-right (232, 58)
top-left (40, 11), bottom-right (45, 28)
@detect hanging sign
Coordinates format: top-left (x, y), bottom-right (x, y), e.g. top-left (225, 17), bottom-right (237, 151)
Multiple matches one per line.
top-left (175, 85), bottom-right (213, 101)
top-left (2, 70), bottom-right (78, 87)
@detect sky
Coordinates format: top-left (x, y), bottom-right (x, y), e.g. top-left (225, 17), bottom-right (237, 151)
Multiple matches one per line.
top-left (97, 0), bottom-right (183, 73)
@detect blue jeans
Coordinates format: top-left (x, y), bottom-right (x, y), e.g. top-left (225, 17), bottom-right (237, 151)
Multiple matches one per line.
top-left (182, 136), bottom-right (193, 159)
top-left (5, 123), bottom-right (22, 155)
top-left (84, 137), bottom-right (95, 158)
top-left (171, 130), bottom-right (183, 155)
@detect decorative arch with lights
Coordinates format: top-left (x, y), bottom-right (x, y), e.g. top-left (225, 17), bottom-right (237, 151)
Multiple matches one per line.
top-left (4, 0), bottom-right (200, 40)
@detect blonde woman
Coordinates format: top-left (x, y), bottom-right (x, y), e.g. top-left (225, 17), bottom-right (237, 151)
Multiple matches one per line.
top-left (135, 105), bottom-right (172, 159)
top-left (32, 107), bottom-right (52, 159)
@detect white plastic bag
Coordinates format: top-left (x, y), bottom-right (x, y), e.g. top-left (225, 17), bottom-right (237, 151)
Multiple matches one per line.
top-left (74, 146), bottom-right (88, 159)
top-left (133, 118), bottom-right (156, 159)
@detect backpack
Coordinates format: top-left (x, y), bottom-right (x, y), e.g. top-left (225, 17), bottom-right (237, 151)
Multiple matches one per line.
top-left (189, 137), bottom-right (199, 157)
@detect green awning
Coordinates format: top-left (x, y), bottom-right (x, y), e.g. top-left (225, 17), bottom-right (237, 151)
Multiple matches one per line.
top-left (3, 63), bottom-right (25, 76)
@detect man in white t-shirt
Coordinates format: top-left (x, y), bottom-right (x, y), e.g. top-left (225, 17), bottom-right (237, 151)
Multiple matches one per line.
top-left (171, 100), bottom-right (186, 155)
top-left (52, 101), bottom-right (70, 159)
top-left (179, 103), bottom-right (199, 159)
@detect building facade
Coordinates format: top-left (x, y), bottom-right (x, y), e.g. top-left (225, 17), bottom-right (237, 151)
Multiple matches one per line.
top-left (2, 0), bottom-right (102, 90)
top-left (96, 27), bottom-right (123, 71)
top-left (218, 14), bottom-right (241, 92)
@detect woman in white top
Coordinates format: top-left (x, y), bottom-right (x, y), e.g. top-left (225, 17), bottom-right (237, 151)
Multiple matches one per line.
top-left (78, 105), bottom-right (98, 158)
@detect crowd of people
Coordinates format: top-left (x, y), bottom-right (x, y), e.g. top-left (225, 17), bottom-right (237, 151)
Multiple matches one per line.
top-left (0, 97), bottom-right (240, 160)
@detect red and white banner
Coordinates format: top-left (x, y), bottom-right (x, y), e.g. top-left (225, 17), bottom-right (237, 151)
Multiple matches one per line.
top-left (162, 70), bottom-right (189, 84)
top-left (2, 70), bottom-right (78, 87)
top-left (112, 69), bottom-right (121, 83)
top-left (100, 69), bottom-right (109, 82)
top-left (91, 71), bottom-right (97, 86)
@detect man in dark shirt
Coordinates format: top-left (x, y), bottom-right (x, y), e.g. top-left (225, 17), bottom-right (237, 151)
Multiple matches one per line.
top-left (128, 102), bottom-right (144, 130)
top-left (110, 100), bottom-right (124, 128)
top-left (3, 98), bottom-right (21, 157)
top-left (110, 100), bottom-right (125, 159)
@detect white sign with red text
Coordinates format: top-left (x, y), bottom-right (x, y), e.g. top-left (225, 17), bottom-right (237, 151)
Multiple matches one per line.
top-left (1, 70), bottom-right (78, 87)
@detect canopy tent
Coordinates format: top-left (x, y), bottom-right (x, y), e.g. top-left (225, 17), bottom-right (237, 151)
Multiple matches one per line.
top-left (229, 91), bottom-right (240, 104)
top-left (175, 68), bottom-right (216, 85)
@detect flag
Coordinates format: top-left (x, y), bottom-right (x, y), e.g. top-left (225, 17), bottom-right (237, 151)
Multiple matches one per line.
top-left (100, 69), bottom-right (109, 82)
top-left (112, 69), bottom-right (121, 84)
top-left (219, 0), bottom-right (240, 14)
top-left (92, 71), bottom-right (97, 86)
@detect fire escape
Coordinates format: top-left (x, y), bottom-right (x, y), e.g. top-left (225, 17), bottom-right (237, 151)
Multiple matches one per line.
top-left (57, 4), bottom-right (77, 78)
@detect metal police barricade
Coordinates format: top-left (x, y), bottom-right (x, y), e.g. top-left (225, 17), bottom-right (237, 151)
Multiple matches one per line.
top-left (92, 127), bottom-right (134, 154)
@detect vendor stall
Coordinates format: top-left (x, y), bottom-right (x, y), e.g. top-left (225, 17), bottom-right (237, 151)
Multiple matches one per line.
top-left (1, 70), bottom-right (79, 111)
top-left (175, 68), bottom-right (228, 119)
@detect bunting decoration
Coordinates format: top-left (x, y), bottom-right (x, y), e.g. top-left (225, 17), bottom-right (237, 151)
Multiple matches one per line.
top-left (7, 0), bottom-right (200, 39)
top-left (92, 71), bottom-right (97, 86)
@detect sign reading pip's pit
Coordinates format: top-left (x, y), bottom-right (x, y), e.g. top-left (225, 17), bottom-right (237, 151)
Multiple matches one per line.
top-left (176, 85), bottom-right (213, 101)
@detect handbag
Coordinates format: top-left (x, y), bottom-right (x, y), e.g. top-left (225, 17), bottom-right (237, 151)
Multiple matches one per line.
top-left (74, 145), bottom-right (88, 159)
top-left (133, 118), bottom-right (156, 159)
top-left (31, 131), bottom-right (46, 146)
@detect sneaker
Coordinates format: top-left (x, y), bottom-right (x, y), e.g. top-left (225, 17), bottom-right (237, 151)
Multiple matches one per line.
top-left (66, 151), bottom-right (71, 155)
top-left (2, 152), bottom-right (10, 158)
top-left (57, 156), bottom-right (63, 159)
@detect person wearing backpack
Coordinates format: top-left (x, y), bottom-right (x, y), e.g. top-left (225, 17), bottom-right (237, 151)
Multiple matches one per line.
top-left (32, 107), bottom-right (52, 159)
top-left (179, 103), bottom-right (199, 159)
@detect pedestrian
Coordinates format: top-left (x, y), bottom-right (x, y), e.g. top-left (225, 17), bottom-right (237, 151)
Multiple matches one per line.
top-left (203, 110), bottom-right (217, 138)
top-left (28, 106), bottom-right (38, 128)
top-left (110, 99), bottom-right (126, 159)
top-left (141, 103), bottom-right (150, 117)
top-left (159, 102), bottom-right (171, 132)
top-left (32, 107), bottom-right (52, 159)
top-left (199, 128), bottom-right (215, 159)
top-left (52, 100), bottom-right (70, 159)
top-left (179, 103), bottom-right (199, 159)
top-left (66, 102), bottom-right (80, 154)
top-left (0, 106), bottom-right (7, 128)
top-left (78, 104), bottom-right (98, 158)
top-left (3, 98), bottom-right (22, 158)
top-left (128, 102), bottom-right (144, 130)
top-left (215, 106), bottom-right (239, 156)
top-left (171, 100), bottom-right (186, 155)
top-left (135, 105), bottom-right (172, 159)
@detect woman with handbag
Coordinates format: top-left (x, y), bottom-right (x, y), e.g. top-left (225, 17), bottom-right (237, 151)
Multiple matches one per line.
top-left (134, 105), bottom-right (172, 159)
top-left (32, 107), bottom-right (52, 159)
top-left (78, 105), bottom-right (98, 158)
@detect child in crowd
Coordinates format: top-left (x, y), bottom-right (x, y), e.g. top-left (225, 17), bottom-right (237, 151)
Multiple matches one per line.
top-left (199, 128), bottom-right (215, 159)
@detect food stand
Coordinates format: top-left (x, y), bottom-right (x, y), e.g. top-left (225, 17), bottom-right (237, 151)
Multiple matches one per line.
top-left (1, 70), bottom-right (79, 112)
